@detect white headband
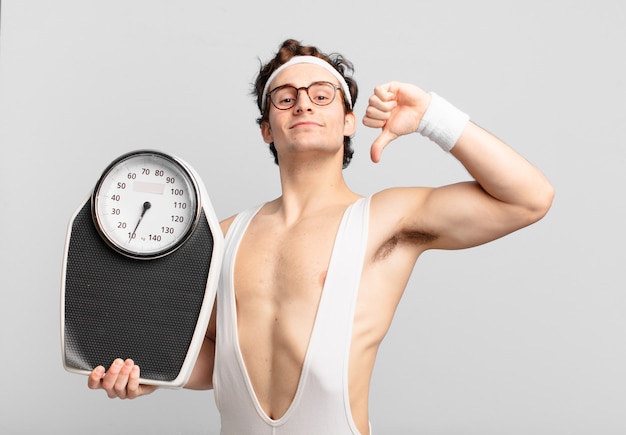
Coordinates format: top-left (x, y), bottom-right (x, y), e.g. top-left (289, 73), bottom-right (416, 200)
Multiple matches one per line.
top-left (261, 55), bottom-right (353, 111)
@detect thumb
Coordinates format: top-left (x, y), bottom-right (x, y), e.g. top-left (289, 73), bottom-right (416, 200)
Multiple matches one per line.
top-left (370, 130), bottom-right (398, 163)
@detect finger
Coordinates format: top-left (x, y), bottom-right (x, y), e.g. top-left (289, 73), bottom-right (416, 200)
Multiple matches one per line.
top-left (100, 358), bottom-right (129, 399)
top-left (100, 359), bottom-right (124, 393)
top-left (372, 82), bottom-right (396, 102)
top-left (87, 366), bottom-right (105, 390)
top-left (128, 365), bottom-right (159, 399)
top-left (370, 130), bottom-right (398, 163)
top-left (126, 365), bottom-right (141, 399)
top-left (363, 101), bottom-right (396, 129)
top-left (366, 92), bottom-right (397, 116)
top-left (112, 359), bottom-right (135, 399)
top-left (363, 106), bottom-right (388, 127)
top-left (362, 114), bottom-right (385, 129)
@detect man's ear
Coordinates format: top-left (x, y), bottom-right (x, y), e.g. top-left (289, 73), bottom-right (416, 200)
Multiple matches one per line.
top-left (344, 112), bottom-right (356, 137)
top-left (261, 121), bottom-right (273, 144)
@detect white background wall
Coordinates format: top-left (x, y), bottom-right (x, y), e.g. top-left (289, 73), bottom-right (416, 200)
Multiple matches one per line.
top-left (1, 1), bottom-right (625, 433)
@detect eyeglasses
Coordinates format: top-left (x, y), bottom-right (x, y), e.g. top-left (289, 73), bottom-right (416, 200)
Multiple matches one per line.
top-left (266, 81), bottom-right (341, 110)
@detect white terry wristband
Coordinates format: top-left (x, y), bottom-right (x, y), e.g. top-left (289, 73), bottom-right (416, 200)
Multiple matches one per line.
top-left (417, 92), bottom-right (470, 152)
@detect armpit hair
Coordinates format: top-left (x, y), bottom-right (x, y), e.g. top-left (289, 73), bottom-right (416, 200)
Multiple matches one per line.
top-left (374, 230), bottom-right (438, 260)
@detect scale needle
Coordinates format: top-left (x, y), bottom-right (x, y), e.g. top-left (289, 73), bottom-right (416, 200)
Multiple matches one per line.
top-left (129, 201), bottom-right (151, 243)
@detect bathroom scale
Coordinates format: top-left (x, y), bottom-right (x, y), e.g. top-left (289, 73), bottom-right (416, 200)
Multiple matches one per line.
top-left (61, 150), bottom-right (223, 387)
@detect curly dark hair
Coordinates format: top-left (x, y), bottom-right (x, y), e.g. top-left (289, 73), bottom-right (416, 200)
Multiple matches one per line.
top-left (252, 39), bottom-right (358, 169)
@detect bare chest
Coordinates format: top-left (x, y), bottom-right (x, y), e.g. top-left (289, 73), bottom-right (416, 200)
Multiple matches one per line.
top-left (234, 215), bottom-right (341, 330)
top-left (232, 212), bottom-right (344, 418)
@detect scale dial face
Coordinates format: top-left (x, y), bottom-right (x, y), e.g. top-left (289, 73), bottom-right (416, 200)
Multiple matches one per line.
top-left (91, 150), bottom-right (201, 259)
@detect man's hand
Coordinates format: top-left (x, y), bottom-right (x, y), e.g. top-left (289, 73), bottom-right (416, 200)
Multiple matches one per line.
top-left (88, 358), bottom-right (158, 399)
top-left (362, 81), bottom-right (431, 163)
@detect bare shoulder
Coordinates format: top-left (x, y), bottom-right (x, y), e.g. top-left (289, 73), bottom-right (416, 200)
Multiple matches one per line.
top-left (219, 214), bottom-right (237, 236)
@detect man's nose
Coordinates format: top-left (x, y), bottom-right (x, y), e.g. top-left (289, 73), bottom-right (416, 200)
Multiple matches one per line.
top-left (293, 88), bottom-right (313, 112)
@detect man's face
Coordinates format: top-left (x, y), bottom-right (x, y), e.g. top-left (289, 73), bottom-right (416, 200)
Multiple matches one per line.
top-left (261, 63), bottom-right (355, 164)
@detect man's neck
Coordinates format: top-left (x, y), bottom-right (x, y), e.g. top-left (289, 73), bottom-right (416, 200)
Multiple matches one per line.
top-left (271, 157), bottom-right (357, 224)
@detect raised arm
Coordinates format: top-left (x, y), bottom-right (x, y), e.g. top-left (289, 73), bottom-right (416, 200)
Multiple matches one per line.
top-left (363, 81), bottom-right (554, 250)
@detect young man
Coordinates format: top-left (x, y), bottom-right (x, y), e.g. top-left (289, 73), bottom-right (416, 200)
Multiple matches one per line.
top-left (89, 39), bottom-right (554, 434)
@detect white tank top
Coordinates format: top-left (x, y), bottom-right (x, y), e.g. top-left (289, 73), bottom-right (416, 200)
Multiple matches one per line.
top-left (213, 197), bottom-right (370, 434)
